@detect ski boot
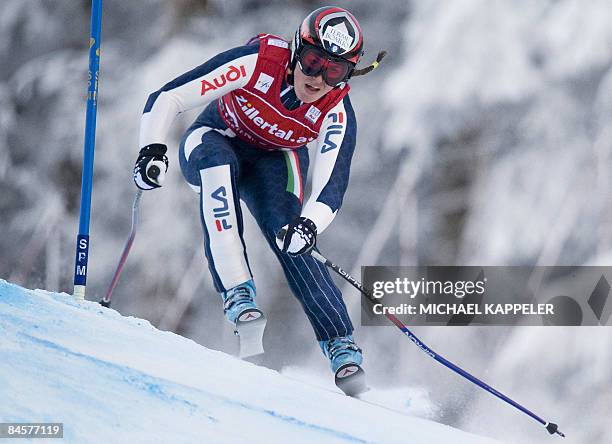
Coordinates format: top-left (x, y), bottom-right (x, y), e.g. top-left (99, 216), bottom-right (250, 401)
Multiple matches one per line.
top-left (222, 279), bottom-right (266, 358)
top-left (319, 335), bottom-right (367, 396)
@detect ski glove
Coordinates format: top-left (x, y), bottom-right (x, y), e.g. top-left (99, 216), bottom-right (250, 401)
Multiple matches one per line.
top-left (133, 143), bottom-right (169, 190)
top-left (276, 217), bottom-right (317, 256)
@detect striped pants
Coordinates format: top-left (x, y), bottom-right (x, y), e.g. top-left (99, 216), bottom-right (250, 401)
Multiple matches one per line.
top-left (177, 103), bottom-right (353, 341)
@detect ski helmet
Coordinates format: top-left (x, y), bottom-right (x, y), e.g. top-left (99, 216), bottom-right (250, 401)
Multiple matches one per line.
top-left (293, 6), bottom-right (364, 65)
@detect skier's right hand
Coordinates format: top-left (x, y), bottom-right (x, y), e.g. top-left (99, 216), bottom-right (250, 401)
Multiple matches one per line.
top-left (133, 143), bottom-right (169, 190)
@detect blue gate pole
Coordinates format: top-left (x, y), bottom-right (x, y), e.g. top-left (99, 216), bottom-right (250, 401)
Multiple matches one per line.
top-left (73, 0), bottom-right (103, 300)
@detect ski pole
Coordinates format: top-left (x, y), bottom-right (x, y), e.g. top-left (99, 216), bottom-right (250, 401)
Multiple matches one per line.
top-left (100, 159), bottom-right (162, 307)
top-left (99, 189), bottom-right (143, 307)
top-left (310, 249), bottom-right (565, 438)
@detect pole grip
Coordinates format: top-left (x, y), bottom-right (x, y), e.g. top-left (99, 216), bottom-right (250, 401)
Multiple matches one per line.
top-left (310, 250), bottom-right (327, 264)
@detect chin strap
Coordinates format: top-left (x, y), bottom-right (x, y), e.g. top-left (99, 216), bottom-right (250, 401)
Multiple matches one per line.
top-left (352, 50), bottom-right (388, 77)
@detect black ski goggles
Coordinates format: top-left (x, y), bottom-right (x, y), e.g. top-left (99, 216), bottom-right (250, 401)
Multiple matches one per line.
top-left (296, 45), bottom-right (354, 87)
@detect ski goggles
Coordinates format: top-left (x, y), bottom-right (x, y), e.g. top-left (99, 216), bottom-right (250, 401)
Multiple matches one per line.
top-left (296, 45), bottom-right (354, 87)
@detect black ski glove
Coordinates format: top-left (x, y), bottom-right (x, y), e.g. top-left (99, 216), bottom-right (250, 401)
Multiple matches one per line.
top-left (276, 217), bottom-right (317, 256)
top-left (133, 143), bottom-right (168, 190)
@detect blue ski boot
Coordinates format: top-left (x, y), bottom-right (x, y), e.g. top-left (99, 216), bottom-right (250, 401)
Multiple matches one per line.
top-left (222, 279), bottom-right (266, 358)
top-left (319, 335), bottom-right (367, 396)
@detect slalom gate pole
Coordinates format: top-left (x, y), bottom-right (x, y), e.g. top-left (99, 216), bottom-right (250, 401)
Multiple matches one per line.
top-left (310, 249), bottom-right (565, 438)
top-left (73, 0), bottom-right (103, 300)
top-left (99, 190), bottom-right (143, 307)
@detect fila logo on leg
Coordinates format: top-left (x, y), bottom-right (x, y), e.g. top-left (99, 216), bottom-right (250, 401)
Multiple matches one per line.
top-left (211, 186), bottom-right (233, 231)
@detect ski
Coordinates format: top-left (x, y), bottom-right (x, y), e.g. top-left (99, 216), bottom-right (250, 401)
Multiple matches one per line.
top-left (335, 363), bottom-right (368, 397)
top-left (234, 308), bottom-right (267, 358)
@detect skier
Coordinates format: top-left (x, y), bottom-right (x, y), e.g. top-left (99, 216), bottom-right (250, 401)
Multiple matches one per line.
top-left (133, 6), bottom-right (384, 395)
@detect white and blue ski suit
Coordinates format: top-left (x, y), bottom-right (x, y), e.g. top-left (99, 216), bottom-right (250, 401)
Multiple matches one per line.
top-left (139, 36), bottom-right (357, 341)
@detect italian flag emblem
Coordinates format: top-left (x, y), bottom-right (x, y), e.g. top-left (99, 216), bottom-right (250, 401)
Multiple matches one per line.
top-left (284, 151), bottom-right (303, 202)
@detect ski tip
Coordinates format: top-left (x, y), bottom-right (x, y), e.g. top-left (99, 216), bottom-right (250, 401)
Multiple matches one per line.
top-left (335, 364), bottom-right (367, 397)
top-left (545, 422), bottom-right (565, 438)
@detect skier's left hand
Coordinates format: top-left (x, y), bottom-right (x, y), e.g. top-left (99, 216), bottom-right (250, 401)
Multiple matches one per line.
top-left (276, 217), bottom-right (317, 256)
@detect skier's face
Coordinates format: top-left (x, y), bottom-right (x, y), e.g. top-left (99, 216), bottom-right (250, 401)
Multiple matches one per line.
top-left (293, 66), bottom-right (334, 103)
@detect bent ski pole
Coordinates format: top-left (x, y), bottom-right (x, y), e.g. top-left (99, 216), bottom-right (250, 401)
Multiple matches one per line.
top-left (310, 249), bottom-right (565, 438)
top-left (99, 189), bottom-right (143, 307)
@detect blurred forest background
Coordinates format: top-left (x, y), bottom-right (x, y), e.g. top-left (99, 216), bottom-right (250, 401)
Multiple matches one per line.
top-left (1, 1), bottom-right (611, 443)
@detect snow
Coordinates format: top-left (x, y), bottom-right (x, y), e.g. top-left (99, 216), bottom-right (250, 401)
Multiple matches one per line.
top-left (0, 279), bottom-right (497, 444)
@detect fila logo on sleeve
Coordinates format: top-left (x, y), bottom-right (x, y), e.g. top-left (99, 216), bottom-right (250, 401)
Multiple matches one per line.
top-left (321, 112), bottom-right (344, 153)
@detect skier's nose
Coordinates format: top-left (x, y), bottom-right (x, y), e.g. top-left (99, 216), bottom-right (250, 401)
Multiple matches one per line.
top-left (310, 74), bottom-right (325, 86)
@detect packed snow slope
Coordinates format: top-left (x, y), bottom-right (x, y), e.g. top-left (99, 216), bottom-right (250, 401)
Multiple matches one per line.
top-left (0, 280), bottom-right (498, 444)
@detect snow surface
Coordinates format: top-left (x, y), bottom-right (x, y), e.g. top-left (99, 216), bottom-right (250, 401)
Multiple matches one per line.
top-left (0, 279), bottom-right (497, 444)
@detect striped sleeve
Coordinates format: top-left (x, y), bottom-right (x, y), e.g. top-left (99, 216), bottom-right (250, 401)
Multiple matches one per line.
top-left (300, 95), bottom-right (357, 233)
top-left (139, 43), bottom-right (260, 148)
